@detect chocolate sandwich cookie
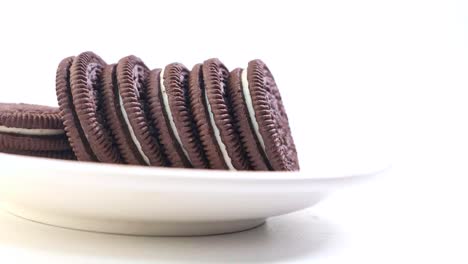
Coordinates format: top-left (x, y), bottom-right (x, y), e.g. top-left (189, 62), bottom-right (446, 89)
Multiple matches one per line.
top-left (115, 55), bottom-right (166, 166)
top-left (1, 149), bottom-right (76, 160)
top-left (228, 68), bottom-right (270, 171)
top-left (188, 64), bottom-right (229, 169)
top-left (101, 63), bottom-right (147, 165)
top-left (145, 69), bottom-right (190, 168)
top-left (56, 52), bottom-right (121, 163)
top-left (160, 63), bottom-right (208, 169)
top-left (0, 103), bottom-right (70, 152)
top-left (233, 60), bottom-right (299, 171)
top-left (202, 59), bottom-right (250, 170)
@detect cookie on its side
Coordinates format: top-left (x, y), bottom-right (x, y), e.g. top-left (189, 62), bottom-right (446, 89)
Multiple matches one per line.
top-left (160, 63), bottom-right (208, 169)
top-left (0, 103), bottom-right (70, 152)
top-left (115, 56), bottom-right (167, 167)
top-left (231, 60), bottom-right (299, 171)
top-left (101, 63), bottom-right (151, 165)
top-left (145, 68), bottom-right (191, 168)
top-left (228, 68), bottom-right (270, 171)
top-left (56, 52), bottom-right (122, 163)
top-left (203, 58), bottom-right (250, 171)
top-left (188, 64), bottom-right (227, 169)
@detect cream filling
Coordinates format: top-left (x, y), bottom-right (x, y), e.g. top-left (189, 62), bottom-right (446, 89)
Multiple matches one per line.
top-left (118, 93), bottom-right (151, 165)
top-left (241, 69), bottom-right (266, 152)
top-left (0, 125), bottom-right (64, 136)
top-left (204, 90), bottom-right (236, 170)
top-left (159, 69), bottom-right (192, 165)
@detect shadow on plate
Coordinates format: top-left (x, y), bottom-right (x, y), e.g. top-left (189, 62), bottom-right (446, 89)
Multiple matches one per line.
top-left (0, 210), bottom-right (340, 263)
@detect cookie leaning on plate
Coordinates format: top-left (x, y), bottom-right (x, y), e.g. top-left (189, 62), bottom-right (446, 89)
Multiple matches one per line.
top-left (56, 52), bottom-right (122, 163)
top-left (228, 60), bottom-right (299, 171)
top-left (160, 63), bottom-right (209, 169)
top-left (202, 58), bottom-right (250, 170)
top-left (101, 63), bottom-right (153, 166)
top-left (145, 68), bottom-right (191, 168)
top-left (0, 103), bottom-right (70, 152)
top-left (113, 55), bottom-right (167, 166)
top-left (188, 64), bottom-right (226, 169)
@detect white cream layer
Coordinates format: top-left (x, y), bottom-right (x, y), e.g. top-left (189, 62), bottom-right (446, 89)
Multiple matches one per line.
top-left (118, 93), bottom-right (151, 165)
top-left (204, 89), bottom-right (236, 170)
top-left (0, 125), bottom-right (64, 136)
top-left (159, 69), bottom-right (192, 165)
top-left (241, 69), bottom-right (267, 153)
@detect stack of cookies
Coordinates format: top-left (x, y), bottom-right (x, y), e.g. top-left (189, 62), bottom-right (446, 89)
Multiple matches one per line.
top-left (0, 51), bottom-right (299, 171)
top-left (0, 103), bottom-right (75, 160)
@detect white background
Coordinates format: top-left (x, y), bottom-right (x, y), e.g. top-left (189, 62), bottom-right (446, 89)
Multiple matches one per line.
top-left (0, 0), bottom-right (467, 263)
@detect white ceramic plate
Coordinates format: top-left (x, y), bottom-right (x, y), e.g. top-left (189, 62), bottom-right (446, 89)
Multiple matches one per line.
top-left (0, 153), bottom-right (386, 236)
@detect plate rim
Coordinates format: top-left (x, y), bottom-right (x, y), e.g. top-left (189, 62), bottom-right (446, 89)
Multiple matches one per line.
top-left (0, 153), bottom-right (389, 191)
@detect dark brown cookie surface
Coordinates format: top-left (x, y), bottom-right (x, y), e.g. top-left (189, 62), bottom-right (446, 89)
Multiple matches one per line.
top-left (0, 133), bottom-right (69, 151)
top-left (188, 64), bottom-right (227, 169)
top-left (0, 103), bottom-right (64, 129)
top-left (0, 103), bottom-right (70, 152)
top-left (56, 52), bottom-right (121, 163)
top-left (101, 64), bottom-right (148, 165)
top-left (54, 52), bottom-right (299, 170)
top-left (116, 56), bottom-right (166, 166)
top-left (145, 68), bottom-right (190, 168)
top-left (228, 68), bottom-right (271, 170)
top-left (203, 59), bottom-right (250, 170)
top-left (162, 63), bottom-right (208, 169)
top-left (56, 56), bottom-right (95, 161)
top-left (246, 60), bottom-right (299, 171)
